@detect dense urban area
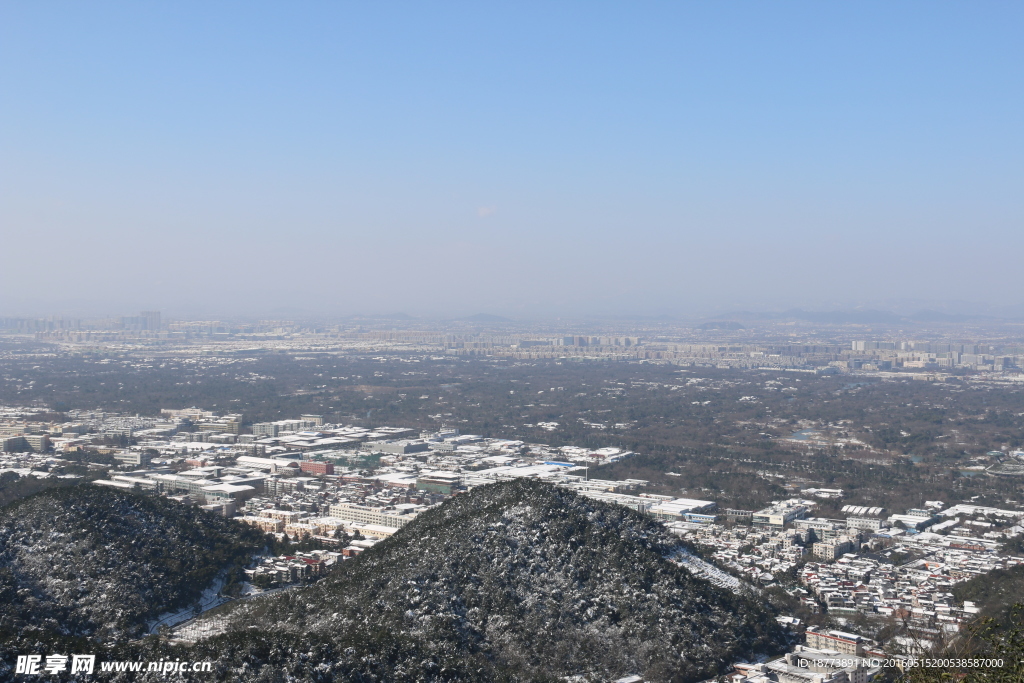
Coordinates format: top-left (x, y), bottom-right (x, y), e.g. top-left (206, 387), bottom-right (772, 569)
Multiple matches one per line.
top-left (2, 311), bottom-right (1024, 682)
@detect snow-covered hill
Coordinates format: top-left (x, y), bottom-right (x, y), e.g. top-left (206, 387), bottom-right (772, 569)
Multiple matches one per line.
top-left (0, 485), bottom-right (266, 654)
top-left (165, 480), bottom-right (785, 683)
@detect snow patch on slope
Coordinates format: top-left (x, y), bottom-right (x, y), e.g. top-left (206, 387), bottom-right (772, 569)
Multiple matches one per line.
top-left (668, 548), bottom-right (754, 595)
top-left (147, 575), bottom-right (229, 634)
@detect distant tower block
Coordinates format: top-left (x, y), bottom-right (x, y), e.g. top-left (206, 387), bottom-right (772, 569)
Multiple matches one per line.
top-left (141, 311), bottom-right (162, 331)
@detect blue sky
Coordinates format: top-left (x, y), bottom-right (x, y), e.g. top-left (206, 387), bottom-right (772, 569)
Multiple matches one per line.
top-left (2, 2), bottom-right (1022, 318)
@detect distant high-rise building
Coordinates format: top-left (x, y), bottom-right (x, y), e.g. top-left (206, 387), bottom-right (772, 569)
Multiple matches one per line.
top-left (252, 422), bottom-right (280, 438)
top-left (121, 311), bottom-right (161, 331)
top-left (142, 311), bottom-right (161, 331)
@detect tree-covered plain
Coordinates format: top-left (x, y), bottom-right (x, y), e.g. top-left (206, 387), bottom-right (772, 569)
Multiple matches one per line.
top-left (3, 341), bottom-right (1021, 513)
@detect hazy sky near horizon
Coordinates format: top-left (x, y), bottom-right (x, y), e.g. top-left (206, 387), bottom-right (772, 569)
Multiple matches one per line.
top-left (2, 2), bottom-right (1022, 318)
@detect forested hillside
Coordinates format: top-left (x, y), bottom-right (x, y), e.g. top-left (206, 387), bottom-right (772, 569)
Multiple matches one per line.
top-left (0, 486), bottom-right (267, 654)
top-left (954, 565), bottom-right (1024, 624)
top-left (137, 480), bottom-right (786, 683)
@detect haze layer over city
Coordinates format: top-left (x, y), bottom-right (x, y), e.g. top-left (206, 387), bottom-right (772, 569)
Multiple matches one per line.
top-left (2, 2), bottom-right (1024, 683)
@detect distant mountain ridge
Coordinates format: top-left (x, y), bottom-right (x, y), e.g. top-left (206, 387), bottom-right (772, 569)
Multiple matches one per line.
top-left (699, 321), bottom-right (746, 330)
top-left (346, 312), bottom-right (415, 320)
top-left (459, 313), bottom-right (513, 322)
top-left (163, 480), bottom-right (786, 682)
top-left (710, 308), bottom-right (999, 324)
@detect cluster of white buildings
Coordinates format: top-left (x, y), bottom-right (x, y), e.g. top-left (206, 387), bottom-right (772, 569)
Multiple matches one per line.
top-left (245, 549), bottom-right (340, 586)
top-left (674, 496), bottom-right (1023, 615)
top-left (75, 412), bottom-right (694, 562)
top-left (797, 549), bottom-right (1021, 638)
